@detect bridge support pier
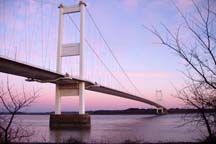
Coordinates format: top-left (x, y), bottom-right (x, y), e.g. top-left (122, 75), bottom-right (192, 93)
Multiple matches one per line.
top-left (156, 107), bottom-right (167, 115)
top-left (51, 82), bottom-right (91, 129)
top-left (50, 114), bottom-right (90, 130)
top-left (51, 83), bottom-right (91, 130)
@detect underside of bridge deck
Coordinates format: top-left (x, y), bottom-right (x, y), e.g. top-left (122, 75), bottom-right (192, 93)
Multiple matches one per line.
top-left (0, 56), bottom-right (165, 110)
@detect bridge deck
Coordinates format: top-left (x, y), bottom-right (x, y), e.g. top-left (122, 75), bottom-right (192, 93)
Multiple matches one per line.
top-left (0, 56), bottom-right (164, 108)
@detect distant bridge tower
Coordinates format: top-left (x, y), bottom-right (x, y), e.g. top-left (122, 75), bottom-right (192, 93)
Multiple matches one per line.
top-left (55, 0), bottom-right (87, 115)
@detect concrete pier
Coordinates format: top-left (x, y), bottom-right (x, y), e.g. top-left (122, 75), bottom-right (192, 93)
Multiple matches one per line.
top-left (156, 108), bottom-right (167, 115)
top-left (49, 114), bottom-right (91, 130)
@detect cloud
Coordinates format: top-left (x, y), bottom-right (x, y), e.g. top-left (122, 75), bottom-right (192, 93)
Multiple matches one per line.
top-left (175, 0), bottom-right (194, 11)
top-left (122, 0), bottom-right (139, 11)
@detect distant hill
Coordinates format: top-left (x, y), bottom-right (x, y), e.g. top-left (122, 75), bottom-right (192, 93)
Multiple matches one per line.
top-left (88, 108), bottom-right (157, 115)
top-left (6, 108), bottom-right (215, 115)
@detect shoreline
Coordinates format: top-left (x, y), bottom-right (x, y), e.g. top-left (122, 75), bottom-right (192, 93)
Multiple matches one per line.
top-left (3, 108), bottom-right (215, 115)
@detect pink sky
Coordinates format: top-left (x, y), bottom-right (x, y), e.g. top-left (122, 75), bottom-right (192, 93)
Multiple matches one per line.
top-left (0, 0), bottom-right (195, 112)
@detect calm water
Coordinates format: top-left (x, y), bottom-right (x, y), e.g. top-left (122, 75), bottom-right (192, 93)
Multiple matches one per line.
top-left (14, 114), bottom-right (206, 143)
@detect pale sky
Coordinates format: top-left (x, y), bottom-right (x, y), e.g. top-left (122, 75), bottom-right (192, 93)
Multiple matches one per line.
top-left (0, 0), bottom-right (196, 112)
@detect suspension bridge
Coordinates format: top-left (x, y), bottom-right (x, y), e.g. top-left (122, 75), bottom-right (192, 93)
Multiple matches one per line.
top-left (0, 0), bottom-right (166, 128)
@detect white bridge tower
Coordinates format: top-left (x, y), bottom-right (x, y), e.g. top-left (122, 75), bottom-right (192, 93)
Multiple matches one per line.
top-left (55, 0), bottom-right (86, 115)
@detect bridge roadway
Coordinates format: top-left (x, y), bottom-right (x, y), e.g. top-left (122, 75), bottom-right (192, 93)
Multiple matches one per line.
top-left (0, 56), bottom-right (165, 109)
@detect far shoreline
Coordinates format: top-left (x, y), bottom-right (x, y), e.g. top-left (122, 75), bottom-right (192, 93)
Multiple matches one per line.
top-left (3, 108), bottom-right (215, 115)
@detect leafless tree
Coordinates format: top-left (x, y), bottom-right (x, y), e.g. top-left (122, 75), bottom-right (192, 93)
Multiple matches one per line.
top-left (146, 0), bottom-right (216, 142)
top-left (0, 78), bottom-right (39, 143)
top-left (175, 81), bottom-right (216, 141)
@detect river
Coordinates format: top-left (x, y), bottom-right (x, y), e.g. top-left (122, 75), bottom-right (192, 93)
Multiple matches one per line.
top-left (13, 114), bottom-right (206, 143)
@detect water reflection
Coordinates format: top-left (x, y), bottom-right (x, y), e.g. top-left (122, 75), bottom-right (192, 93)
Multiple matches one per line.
top-left (50, 129), bottom-right (90, 142)
top-left (14, 114), bottom-right (206, 143)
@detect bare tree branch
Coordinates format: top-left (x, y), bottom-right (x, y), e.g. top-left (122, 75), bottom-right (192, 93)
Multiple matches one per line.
top-left (0, 79), bottom-right (39, 143)
top-left (147, 0), bottom-right (216, 142)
